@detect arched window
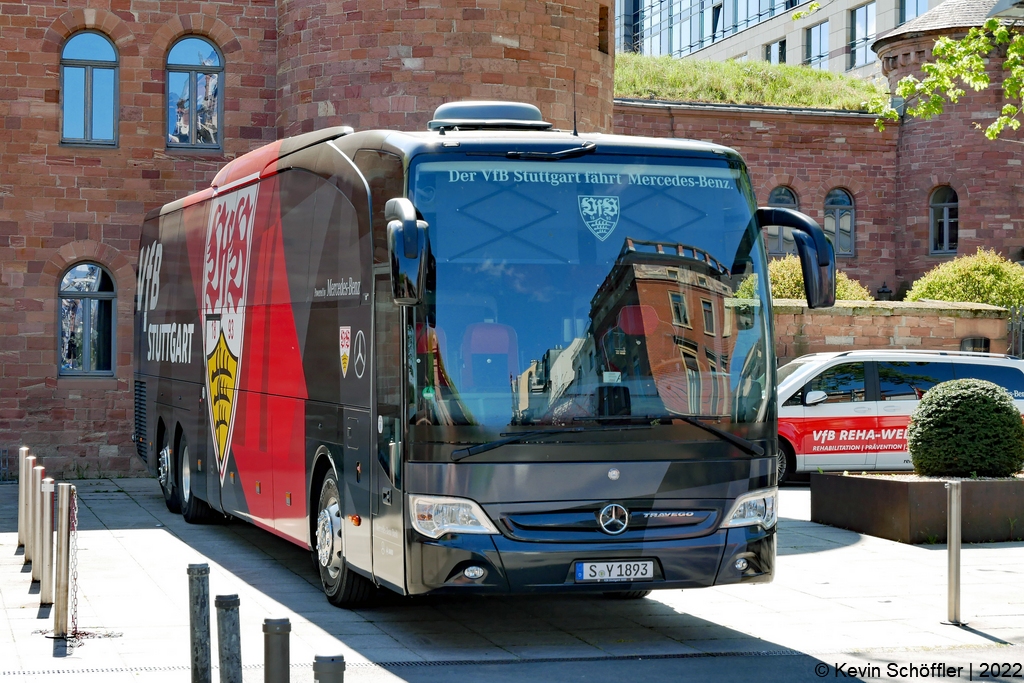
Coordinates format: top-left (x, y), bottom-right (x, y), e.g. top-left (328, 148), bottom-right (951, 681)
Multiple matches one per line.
top-left (167, 36), bottom-right (223, 148)
top-left (59, 263), bottom-right (115, 376)
top-left (61, 31), bottom-right (118, 145)
top-left (930, 186), bottom-right (958, 254)
top-left (824, 188), bottom-right (855, 257)
top-left (765, 186), bottom-right (799, 255)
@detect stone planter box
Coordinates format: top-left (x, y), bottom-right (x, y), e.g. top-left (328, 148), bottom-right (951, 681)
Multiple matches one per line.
top-left (810, 473), bottom-right (1024, 544)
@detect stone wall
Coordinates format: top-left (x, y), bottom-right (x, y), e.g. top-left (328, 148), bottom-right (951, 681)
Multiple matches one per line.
top-left (773, 299), bottom-right (1009, 365)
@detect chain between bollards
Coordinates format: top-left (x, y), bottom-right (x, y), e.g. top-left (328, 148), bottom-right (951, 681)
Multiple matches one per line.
top-left (944, 481), bottom-right (966, 626)
top-left (188, 564), bottom-right (212, 683)
top-left (216, 594), bottom-right (242, 683)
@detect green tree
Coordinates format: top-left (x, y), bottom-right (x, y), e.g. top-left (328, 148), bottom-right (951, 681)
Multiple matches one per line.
top-left (734, 255), bottom-right (873, 300)
top-left (906, 248), bottom-right (1024, 308)
top-left (869, 18), bottom-right (1024, 140)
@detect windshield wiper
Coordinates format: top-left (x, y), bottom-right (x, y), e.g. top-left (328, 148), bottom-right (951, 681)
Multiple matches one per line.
top-left (505, 141), bottom-right (596, 161)
top-left (451, 423), bottom-right (650, 462)
top-left (574, 415), bottom-right (764, 457)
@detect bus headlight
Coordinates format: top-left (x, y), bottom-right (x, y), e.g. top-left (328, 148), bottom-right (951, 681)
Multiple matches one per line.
top-left (409, 495), bottom-right (499, 539)
top-left (721, 487), bottom-right (777, 530)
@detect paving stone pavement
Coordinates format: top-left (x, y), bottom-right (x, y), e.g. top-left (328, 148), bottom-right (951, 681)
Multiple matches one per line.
top-left (1, 478), bottom-right (1022, 682)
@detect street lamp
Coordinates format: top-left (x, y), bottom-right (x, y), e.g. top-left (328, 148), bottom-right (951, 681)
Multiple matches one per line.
top-left (988, 0), bottom-right (1024, 19)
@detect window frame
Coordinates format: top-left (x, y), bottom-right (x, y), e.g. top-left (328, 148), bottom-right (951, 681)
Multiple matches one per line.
top-left (669, 291), bottom-right (691, 328)
top-left (765, 38), bottom-right (787, 64)
top-left (849, 2), bottom-right (876, 70)
top-left (58, 262), bottom-right (117, 378)
top-left (60, 31), bottom-right (119, 147)
top-left (824, 188), bottom-right (855, 257)
top-left (765, 186), bottom-right (799, 255)
top-left (929, 186), bottom-right (959, 255)
top-left (805, 20), bottom-right (830, 70)
top-left (166, 36), bottom-right (225, 151)
top-left (900, 0), bottom-right (929, 25)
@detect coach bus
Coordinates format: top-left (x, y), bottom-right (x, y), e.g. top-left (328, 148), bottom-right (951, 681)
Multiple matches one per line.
top-left (133, 101), bottom-right (835, 606)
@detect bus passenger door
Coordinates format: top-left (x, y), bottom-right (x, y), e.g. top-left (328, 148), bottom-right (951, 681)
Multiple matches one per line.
top-left (342, 408), bottom-right (373, 574)
top-left (371, 269), bottom-right (407, 594)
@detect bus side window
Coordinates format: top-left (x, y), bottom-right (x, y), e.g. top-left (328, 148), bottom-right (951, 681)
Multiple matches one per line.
top-left (353, 150), bottom-right (405, 265)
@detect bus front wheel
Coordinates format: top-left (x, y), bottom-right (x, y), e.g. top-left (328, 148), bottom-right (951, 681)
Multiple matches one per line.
top-left (314, 470), bottom-right (376, 607)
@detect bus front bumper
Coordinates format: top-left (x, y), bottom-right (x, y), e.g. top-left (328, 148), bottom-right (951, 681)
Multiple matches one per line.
top-left (406, 524), bottom-right (775, 595)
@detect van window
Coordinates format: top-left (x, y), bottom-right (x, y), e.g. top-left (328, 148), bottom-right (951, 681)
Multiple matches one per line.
top-left (878, 361), bottom-right (954, 401)
top-left (953, 363), bottom-right (1024, 400)
top-left (808, 362), bottom-right (866, 403)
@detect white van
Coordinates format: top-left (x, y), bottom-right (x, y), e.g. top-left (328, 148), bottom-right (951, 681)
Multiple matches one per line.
top-left (776, 350), bottom-right (1024, 482)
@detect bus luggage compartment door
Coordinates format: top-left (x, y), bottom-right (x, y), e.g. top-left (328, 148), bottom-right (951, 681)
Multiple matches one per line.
top-left (342, 408), bottom-right (373, 575)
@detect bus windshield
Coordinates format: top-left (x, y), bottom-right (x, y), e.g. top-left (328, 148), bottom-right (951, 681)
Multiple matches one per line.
top-left (408, 154), bottom-right (772, 432)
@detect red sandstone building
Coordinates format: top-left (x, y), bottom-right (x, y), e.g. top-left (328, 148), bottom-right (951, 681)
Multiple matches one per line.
top-left (0, 0), bottom-right (1019, 475)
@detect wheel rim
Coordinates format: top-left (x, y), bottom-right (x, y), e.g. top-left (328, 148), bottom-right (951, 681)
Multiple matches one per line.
top-left (158, 446), bottom-right (171, 489)
top-left (776, 450), bottom-right (787, 481)
top-left (181, 444), bottom-right (191, 503)
top-left (316, 487), bottom-right (344, 580)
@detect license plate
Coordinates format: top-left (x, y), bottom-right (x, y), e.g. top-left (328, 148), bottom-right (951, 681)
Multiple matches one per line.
top-left (575, 560), bottom-right (654, 583)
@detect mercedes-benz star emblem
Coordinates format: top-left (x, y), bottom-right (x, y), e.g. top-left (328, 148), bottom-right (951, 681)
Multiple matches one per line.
top-left (353, 330), bottom-right (366, 378)
top-left (598, 503), bottom-right (629, 535)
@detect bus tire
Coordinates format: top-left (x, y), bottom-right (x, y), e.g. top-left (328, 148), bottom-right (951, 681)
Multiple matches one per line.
top-left (603, 590), bottom-right (652, 599)
top-left (178, 432), bottom-right (213, 524)
top-left (158, 425), bottom-right (181, 514)
top-left (314, 469), bottom-right (375, 607)
top-left (777, 440), bottom-right (795, 485)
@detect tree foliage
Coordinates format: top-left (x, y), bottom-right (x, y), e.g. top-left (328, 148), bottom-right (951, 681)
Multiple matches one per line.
top-left (908, 379), bottom-right (1024, 478)
top-left (737, 254), bottom-right (872, 300)
top-left (869, 19), bottom-right (1024, 139)
top-left (905, 248), bottom-right (1024, 308)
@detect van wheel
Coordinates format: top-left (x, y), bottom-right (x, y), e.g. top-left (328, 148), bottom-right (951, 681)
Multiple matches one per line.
top-left (777, 441), bottom-right (795, 485)
top-left (314, 469), bottom-right (376, 607)
top-left (178, 433), bottom-right (212, 523)
top-left (603, 590), bottom-right (652, 599)
top-left (158, 429), bottom-right (180, 513)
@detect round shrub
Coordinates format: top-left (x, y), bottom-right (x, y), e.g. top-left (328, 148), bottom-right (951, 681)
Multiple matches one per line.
top-left (751, 254), bottom-right (873, 301)
top-left (908, 379), bottom-right (1024, 478)
top-left (906, 248), bottom-right (1024, 308)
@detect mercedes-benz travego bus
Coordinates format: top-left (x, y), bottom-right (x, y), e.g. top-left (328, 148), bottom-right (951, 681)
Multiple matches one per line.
top-left (133, 101), bottom-right (835, 606)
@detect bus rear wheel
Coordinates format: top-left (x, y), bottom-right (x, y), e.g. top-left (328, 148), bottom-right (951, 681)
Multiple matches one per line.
top-left (157, 427), bottom-right (180, 513)
top-left (315, 470), bottom-right (375, 607)
top-left (178, 433), bottom-right (213, 523)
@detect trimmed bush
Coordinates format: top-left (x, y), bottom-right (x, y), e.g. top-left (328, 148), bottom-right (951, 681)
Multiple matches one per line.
top-left (736, 255), bottom-right (872, 300)
top-left (907, 379), bottom-right (1024, 478)
top-left (906, 248), bottom-right (1024, 308)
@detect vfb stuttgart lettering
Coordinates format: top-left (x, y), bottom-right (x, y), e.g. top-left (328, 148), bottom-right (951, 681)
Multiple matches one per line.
top-left (202, 184), bottom-right (258, 483)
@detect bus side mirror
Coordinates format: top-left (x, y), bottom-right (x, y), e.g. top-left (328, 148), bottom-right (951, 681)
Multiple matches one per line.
top-left (756, 207), bottom-right (836, 309)
top-left (385, 198), bottom-right (429, 306)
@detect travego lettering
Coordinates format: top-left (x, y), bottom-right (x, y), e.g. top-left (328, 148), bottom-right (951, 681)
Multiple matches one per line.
top-left (147, 323), bottom-right (196, 363)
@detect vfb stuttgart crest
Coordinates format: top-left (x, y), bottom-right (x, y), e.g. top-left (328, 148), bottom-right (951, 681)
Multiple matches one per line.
top-left (578, 195), bottom-right (620, 241)
top-left (339, 327), bottom-right (351, 378)
top-left (202, 185), bottom-right (258, 483)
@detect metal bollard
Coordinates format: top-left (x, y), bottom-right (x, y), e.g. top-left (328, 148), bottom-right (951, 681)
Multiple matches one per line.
top-left (945, 481), bottom-right (965, 626)
top-left (17, 446), bottom-right (29, 548)
top-left (215, 594), bottom-right (242, 683)
top-left (188, 564), bottom-right (212, 683)
top-left (264, 618), bottom-right (291, 683)
top-left (312, 655), bottom-right (346, 683)
top-left (54, 483), bottom-right (72, 637)
top-left (24, 455), bottom-right (36, 563)
top-left (40, 478), bottom-right (55, 605)
top-left (31, 465), bottom-right (45, 581)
